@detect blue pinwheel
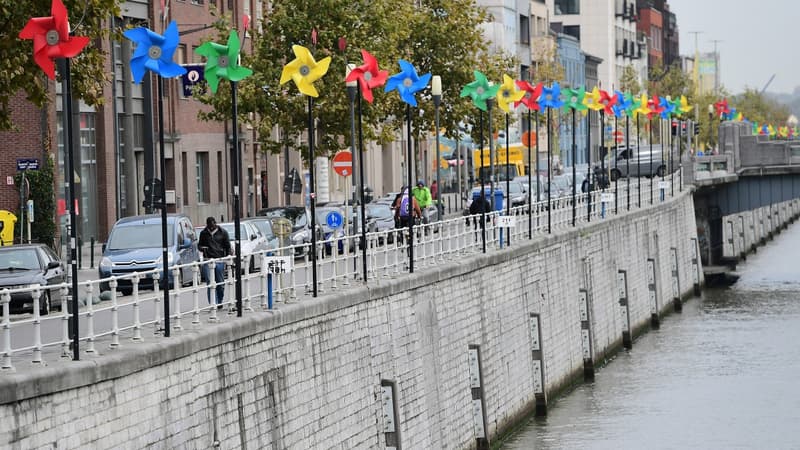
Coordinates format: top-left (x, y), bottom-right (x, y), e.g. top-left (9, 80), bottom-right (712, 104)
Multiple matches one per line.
top-left (538, 82), bottom-right (563, 109)
top-left (658, 96), bottom-right (675, 119)
top-left (123, 20), bottom-right (186, 83)
top-left (612, 90), bottom-right (630, 118)
top-left (385, 60), bottom-right (431, 106)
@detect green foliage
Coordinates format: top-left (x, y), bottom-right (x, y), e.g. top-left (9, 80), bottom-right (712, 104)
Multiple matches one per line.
top-left (13, 155), bottom-right (56, 248)
top-left (648, 64), bottom-right (693, 98)
top-left (619, 65), bottom-right (641, 95)
top-left (0, 0), bottom-right (120, 131)
top-left (733, 88), bottom-right (791, 127)
top-left (195, 0), bottom-right (514, 162)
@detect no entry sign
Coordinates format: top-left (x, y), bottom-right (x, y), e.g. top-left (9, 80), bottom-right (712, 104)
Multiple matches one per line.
top-left (332, 151), bottom-right (353, 177)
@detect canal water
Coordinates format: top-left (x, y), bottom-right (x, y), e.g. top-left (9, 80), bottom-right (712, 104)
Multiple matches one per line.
top-left (502, 224), bottom-right (800, 449)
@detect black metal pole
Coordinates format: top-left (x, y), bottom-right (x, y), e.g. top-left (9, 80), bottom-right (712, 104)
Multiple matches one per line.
top-left (614, 114), bottom-right (618, 214)
top-left (626, 115), bottom-right (630, 211)
top-left (571, 108), bottom-right (576, 227)
top-left (586, 109), bottom-right (592, 222)
top-left (527, 109), bottom-right (532, 239)
top-left (479, 110), bottom-right (486, 253)
top-left (600, 110), bottom-right (606, 191)
top-left (347, 77), bottom-right (358, 277)
top-left (670, 118), bottom-right (675, 196)
top-left (547, 107), bottom-right (552, 234)
top-left (406, 104), bottom-right (415, 271)
top-left (157, 76), bottom-right (171, 335)
top-left (678, 119), bottom-right (683, 192)
top-left (62, 58), bottom-right (80, 359)
top-left (649, 115), bottom-right (654, 205)
top-left (637, 114), bottom-right (641, 208)
top-left (308, 96), bottom-right (318, 296)
top-left (535, 111), bottom-right (540, 230)
top-left (356, 88), bottom-right (367, 281)
top-left (505, 113), bottom-right (510, 245)
top-left (488, 101), bottom-right (495, 211)
top-left (232, 82), bottom-right (242, 315)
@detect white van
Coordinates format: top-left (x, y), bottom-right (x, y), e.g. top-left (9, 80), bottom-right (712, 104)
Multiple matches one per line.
top-left (609, 145), bottom-right (666, 180)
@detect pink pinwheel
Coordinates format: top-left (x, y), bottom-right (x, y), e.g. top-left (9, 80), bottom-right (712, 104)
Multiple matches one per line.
top-left (714, 99), bottom-right (730, 118)
top-left (345, 49), bottom-right (388, 103)
top-left (18, 0), bottom-right (89, 79)
top-left (515, 80), bottom-right (543, 111)
top-left (598, 89), bottom-right (617, 115)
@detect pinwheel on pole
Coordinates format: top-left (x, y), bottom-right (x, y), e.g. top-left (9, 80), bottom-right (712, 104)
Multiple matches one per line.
top-left (196, 30), bottom-right (253, 316)
top-left (515, 80), bottom-right (543, 239)
top-left (460, 71), bottom-right (498, 253)
top-left (674, 95), bottom-right (692, 192)
top-left (538, 82), bottom-right (563, 234)
top-left (280, 44), bottom-right (331, 296)
top-left (346, 49), bottom-right (388, 282)
top-left (123, 20), bottom-right (187, 337)
top-left (496, 75), bottom-right (525, 246)
top-left (633, 93), bottom-right (651, 207)
top-left (385, 60), bottom-right (430, 273)
top-left (648, 95), bottom-right (665, 204)
top-left (584, 87), bottom-right (605, 222)
top-left (19, 0), bottom-right (89, 360)
top-left (658, 96), bottom-right (676, 201)
top-left (563, 86), bottom-right (587, 227)
top-left (620, 92), bottom-right (638, 211)
top-left (611, 90), bottom-right (628, 214)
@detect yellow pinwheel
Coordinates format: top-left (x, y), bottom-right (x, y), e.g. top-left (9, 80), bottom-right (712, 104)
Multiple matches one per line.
top-left (280, 45), bottom-right (331, 97)
top-left (496, 74), bottom-right (525, 113)
top-left (634, 93), bottom-right (651, 117)
top-left (679, 95), bottom-right (693, 115)
top-left (583, 86), bottom-right (604, 112)
top-left (768, 124), bottom-right (776, 137)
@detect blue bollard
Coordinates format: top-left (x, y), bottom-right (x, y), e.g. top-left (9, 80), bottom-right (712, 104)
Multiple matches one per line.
top-left (267, 273), bottom-right (273, 309)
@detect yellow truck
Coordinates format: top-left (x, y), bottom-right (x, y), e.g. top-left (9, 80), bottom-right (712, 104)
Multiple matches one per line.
top-left (473, 143), bottom-right (527, 182)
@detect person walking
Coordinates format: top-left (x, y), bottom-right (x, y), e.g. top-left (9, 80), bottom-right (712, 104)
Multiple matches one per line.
top-left (198, 216), bottom-right (231, 308)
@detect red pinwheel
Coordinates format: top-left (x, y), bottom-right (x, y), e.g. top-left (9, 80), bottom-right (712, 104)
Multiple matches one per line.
top-left (514, 80), bottom-right (543, 111)
top-left (345, 49), bottom-right (388, 103)
top-left (647, 95), bottom-right (664, 119)
top-left (18, 0), bottom-right (89, 79)
top-left (714, 99), bottom-right (730, 118)
top-left (598, 89), bottom-right (617, 115)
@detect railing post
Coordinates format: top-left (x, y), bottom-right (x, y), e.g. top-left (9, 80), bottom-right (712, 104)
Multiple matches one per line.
top-left (109, 278), bottom-right (120, 348)
top-left (172, 267), bottom-right (182, 331)
top-left (1, 290), bottom-right (12, 370)
top-left (131, 274), bottom-right (143, 342)
top-left (85, 282), bottom-right (96, 354)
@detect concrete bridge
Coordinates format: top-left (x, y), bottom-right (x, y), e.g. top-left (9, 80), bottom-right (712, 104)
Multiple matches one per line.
top-left (1, 127), bottom-right (800, 447)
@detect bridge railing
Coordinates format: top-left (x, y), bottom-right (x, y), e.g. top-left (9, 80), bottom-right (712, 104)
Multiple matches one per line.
top-left (684, 154), bottom-right (734, 183)
top-left (0, 171), bottom-right (681, 369)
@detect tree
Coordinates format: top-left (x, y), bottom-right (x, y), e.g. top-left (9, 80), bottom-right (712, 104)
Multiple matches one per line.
top-left (733, 88), bottom-right (791, 127)
top-left (619, 65), bottom-right (641, 95)
top-left (14, 155), bottom-right (56, 247)
top-left (0, 0), bottom-right (120, 130)
top-left (195, 0), bottom-right (514, 162)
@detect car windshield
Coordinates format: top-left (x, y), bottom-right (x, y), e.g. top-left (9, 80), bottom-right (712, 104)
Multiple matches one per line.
top-left (0, 248), bottom-right (40, 270)
top-left (107, 224), bottom-right (174, 249)
top-left (219, 224), bottom-right (249, 237)
top-left (508, 182), bottom-right (523, 194)
top-left (366, 204), bottom-right (393, 219)
top-left (247, 220), bottom-right (274, 239)
top-left (553, 176), bottom-right (570, 190)
top-left (262, 209), bottom-right (307, 227)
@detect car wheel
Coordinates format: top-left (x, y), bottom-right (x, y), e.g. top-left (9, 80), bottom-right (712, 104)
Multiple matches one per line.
top-left (39, 291), bottom-right (51, 316)
top-left (610, 169), bottom-right (621, 182)
top-left (656, 165), bottom-right (666, 177)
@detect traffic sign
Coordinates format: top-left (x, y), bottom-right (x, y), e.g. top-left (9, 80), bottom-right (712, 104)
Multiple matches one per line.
top-left (325, 211), bottom-right (344, 229)
top-left (612, 130), bottom-right (624, 144)
top-left (180, 64), bottom-right (205, 97)
top-left (16, 158), bottom-right (39, 171)
top-left (332, 151), bottom-right (353, 177)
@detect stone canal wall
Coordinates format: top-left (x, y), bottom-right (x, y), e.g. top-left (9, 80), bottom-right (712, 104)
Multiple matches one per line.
top-left (0, 191), bottom-right (704, 449)
top-left (720, 199), bottom-right (800, 261)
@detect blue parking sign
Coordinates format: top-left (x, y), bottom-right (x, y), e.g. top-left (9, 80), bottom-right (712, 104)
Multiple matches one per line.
top-left (325, 211), bottom-right (343, 229)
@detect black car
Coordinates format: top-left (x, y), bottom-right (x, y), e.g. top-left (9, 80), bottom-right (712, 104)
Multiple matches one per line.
top-left (258, 206), bottom-right (322, 257)
top-left (0, 244), bottom-right (66, 314)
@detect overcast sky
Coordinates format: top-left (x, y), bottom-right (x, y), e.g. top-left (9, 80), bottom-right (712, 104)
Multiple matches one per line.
top-left (668, 0), bottom-right (799, 95)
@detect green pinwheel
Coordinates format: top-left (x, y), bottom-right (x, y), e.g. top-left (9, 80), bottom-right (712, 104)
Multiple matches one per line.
top-left (196, 30), bottom-right (253, 93)
top-left (460, 71), bottom-right (499, 112)
top-left (563, 86), bottom-right (587, 112)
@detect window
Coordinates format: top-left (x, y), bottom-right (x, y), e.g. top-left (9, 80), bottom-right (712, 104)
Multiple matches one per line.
top-left (563, 25), bottom-right (580, 42)
top-left (554, 0), bottom-right (579, 15)
top-left (196, 152), bottom-right (209, 203)
top-left (191, 46), bottom-right (203, 63)
top-left (176, 44), bottom-right (186, 65)
top-left (182, 152), bottom-right (189, 205)
top-left (217, 151), bottom-right (224, 202)
top-left (520, 65), bottom-right (530, 82)
top-left (519, 15), bottom-right (530, 44)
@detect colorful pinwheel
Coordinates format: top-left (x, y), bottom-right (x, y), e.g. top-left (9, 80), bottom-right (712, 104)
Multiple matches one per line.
top-left (538, 82), bottom-right (563, 109)
top-left (647, 95), bottom-right (664, 119)
top-left (195, 30), bottom-right (252, 93)
top-left (345, 49), bottom-right (388, 104)
top-left (280, 45), bottom-right (331, 98)
top-left (460, 70), bottom-right (499, 112)
top-left (18, 0), bottom-right (89, 80)
top-left (123, 21), bottom-right (186, 83)
top-left (598, 89), bottom-right (617, 115)
top-left (768, 124), bottom-right (776, 137)
top-left (634, 93), bottom-right (651, 117)
top-left (515, 80), bottom-right (543, 111)
top-left (676, 95), bottom-right (693, 116)
top-left (779, 126), bottom-right (789, 138)
top-left (752, 122), bottom-right (759, 135)
top-left (658, 96), bottom-right (675, 119)
top-left (563, 86), bottom-right (587, 112)
top-left (714, 98), bottom-right (730, 118)
top-left (583, 86), bottom-right (604, 112)
top-left (496, 75), bottom-right (525, 113)
top-left (612, 90), bottom-right (630, 118)
top-left (385, 60), bottom-right (431, 106)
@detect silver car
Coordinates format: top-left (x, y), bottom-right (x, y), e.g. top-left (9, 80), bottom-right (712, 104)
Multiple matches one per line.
top-left (219, 221), bottom-right (269, 273)
top-left (610, 145), bottom-right (666, 180)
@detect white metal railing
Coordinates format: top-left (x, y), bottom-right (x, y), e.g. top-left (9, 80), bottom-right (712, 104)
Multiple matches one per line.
top-left (0, 171), bottom-right (681, 370)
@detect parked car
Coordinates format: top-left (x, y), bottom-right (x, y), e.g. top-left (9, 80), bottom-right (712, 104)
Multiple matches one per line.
top-left (99, 214), bottom-right (199, 294)
top-left (0, 244), bottom-right (66, 314)
top-left (609, 145), bottom-right (666, 180)
top-left (218, 221), bottom-right (269, 273)
top-left (242, 217), bottom-right (280, 254)
top-left (365, 203), bottom-right (396, 243)
top-left (258, 206), bottom-right (320, 257)
top-left (503, 180), bottom-right (528, 207)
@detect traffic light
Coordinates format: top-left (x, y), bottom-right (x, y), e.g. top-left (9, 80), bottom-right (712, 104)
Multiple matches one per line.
top-left (694, 122), bottom-right (701, 136)
top-left (283, 168), bottom-right (302, 194)
top-left (143, 178), bottom-right (163, 209)
top-left (671, 120), bottom-right (678, 136)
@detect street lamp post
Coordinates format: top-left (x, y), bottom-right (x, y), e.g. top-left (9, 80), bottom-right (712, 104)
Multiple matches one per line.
top-left (432, 76), bottom-right (442, 221)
